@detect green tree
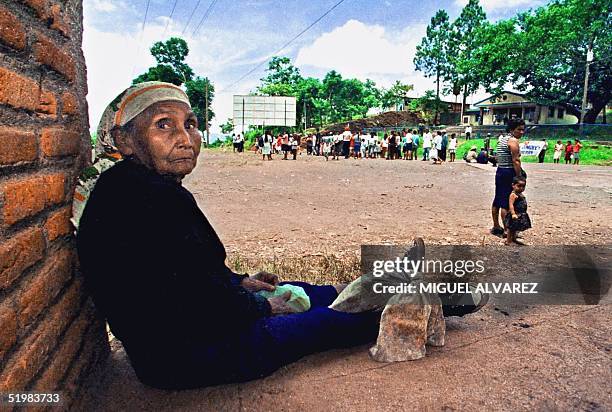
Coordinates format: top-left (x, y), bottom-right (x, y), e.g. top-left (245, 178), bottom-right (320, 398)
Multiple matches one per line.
top-left (468, 0), bottom-right (610, 123)
top-left (414, 9), bottom-right (451, 124)
top-left (185, 77), bottom-right (214, 132)
top-left (448, 0), bottom-right (487, 119)
top-left (409, 90), bottom-right (447, 124)
top-left (381, 80), bottom-right (414, 112)
top-left (133, 37), bottom-right (194, 85)
top-left (220, 118), bottom-right (234, 134)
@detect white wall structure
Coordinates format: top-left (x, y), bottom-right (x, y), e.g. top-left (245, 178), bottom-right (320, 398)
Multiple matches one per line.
top-left (233, 95), bottom-right (296, 130)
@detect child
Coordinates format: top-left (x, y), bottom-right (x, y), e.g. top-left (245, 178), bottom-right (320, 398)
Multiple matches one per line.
top-left (573, 139), bottom-right (582, 165)
top-left (564, 140), bottom-right (573, 164)
top-left (553, 140), bottom-right (563, 164)
top-left (322, 138), bottom-right (331, 161)
top-left (505, 176), bottom-right (531, 245)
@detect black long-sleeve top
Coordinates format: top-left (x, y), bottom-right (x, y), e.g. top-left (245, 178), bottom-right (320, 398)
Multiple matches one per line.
top-left (77, 160), bottom-right (271, 351)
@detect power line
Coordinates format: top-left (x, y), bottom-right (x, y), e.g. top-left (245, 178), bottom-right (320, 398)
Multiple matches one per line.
top-left (220, 0), bottom-right (347, 93)
top-left (141, 0), bottom-right (151, 35)
top-left (192, 0), bottom-right (219, 37)
top-left (131, 0), bottom-right (152, 77)
top-left (163, 0), bottom-right (179, 37)
top-left (182, 0), bottom-right (203, 35)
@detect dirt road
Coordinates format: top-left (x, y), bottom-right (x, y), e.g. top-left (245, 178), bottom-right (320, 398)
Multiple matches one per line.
top-left (82, 151), bottom-right (611, 411)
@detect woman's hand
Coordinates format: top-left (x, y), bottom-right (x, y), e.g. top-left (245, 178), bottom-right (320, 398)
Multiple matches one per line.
top-left (512, 213), bottom-right (519, 219)
top-left (268, 291), bottom-right (297, 315)
top-left (240, 271), bottom-right (279, 293)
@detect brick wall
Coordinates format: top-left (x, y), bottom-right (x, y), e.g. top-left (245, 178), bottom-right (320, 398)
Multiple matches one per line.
top-left (0, 0), bottom-right (109, 407)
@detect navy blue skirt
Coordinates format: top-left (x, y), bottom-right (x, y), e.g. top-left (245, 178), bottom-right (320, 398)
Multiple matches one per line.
top-left (493, 167), bottom-right (516, 209)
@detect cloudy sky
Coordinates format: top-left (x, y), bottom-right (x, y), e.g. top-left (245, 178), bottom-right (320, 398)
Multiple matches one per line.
top-left (83, 0), bottom-right (543, 132)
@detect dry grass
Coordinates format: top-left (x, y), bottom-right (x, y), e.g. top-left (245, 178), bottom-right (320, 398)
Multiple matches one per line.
top-left (227, 252), bottom-right (361, 285)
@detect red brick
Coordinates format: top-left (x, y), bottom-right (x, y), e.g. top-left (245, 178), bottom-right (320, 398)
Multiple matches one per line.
top-left (0, 67), bottom-right (57, 117)
top-left (0, 67), bottom-right (39, 111)
top-left (0, 278), bottom-right (82, 392)
top-left (49, 4), bottom-right (70, 37)
top-left (41, 127), bottom-right (80, 157)
top-left (24, 0), bottom-right (70, 37)
top-left (1, 173), bottom-right (66, 226)
top-left (34, 35), bottom-right (76, 82)
top-left (18, 248), bottom-right (73, 328)
top-left (0, 300), bottom-right (17, 361)
top-left (0, 226), bottom-right (46, 290)
top-left (32, 306), bottom-right (91, 391)
top-left (44, 206), bottom-right (72, 241)
top-left (61, 92), bottom-right (78, 116)
top-left (0, 127), bottom-right (38, 165)
top-left (37, 90), bottom-right (57, 119)
top-left (0, 6), bottom-right (26, 50)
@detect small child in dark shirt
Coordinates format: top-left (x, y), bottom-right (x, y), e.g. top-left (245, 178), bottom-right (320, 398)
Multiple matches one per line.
top-left (505, 176), bottom-right (532, 245)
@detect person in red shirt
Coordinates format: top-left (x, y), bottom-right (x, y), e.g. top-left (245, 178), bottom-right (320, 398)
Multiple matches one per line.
top-left (573, 139), bottom-right (583, 165)
top-left (564, 140), bottom-right (573, 164)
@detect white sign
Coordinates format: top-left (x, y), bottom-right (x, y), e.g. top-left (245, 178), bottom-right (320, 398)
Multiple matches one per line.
top-left (233, 95), bottom-right (296, 127)
top-left (520, 140), bottom-right (546, 156)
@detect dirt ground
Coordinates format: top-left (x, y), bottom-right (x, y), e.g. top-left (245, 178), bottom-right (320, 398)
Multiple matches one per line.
top-left (82, 151), bottom-right (611, 411)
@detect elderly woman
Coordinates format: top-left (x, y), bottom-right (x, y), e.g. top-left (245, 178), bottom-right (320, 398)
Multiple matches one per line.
top-left (76, 82), bottom-right (381, 389)
top-left (78, 82), bottom-right (489, 390)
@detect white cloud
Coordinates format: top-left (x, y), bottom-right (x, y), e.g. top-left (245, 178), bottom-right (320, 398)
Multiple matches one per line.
top-left (454, 0), bottom-right (542, 12)
top-left (86, 0), bottom-right (123, 13)
top-left (295, 20), bottom-right (425, 83)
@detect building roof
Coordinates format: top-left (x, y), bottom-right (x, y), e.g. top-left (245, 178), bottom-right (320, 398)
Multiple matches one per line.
top-left (473, 90), bottom-right (528, 107)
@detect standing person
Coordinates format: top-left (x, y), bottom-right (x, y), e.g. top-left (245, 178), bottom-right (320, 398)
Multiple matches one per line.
top-left (333, 132), bottom-right (342, 160)
top-left (491, 118), bottom-right (526, 238)
top-left (290, 135), bottom-right (298, 160)
top-left (387, 132), bottom-right (396, 160)
top-left (465, 125), bottom-right (472, 140)
top-left (381, 133), bottom-right (389, 159)
top-left (315, 131), bottom-right (321, 156)
top-left (422, 129), bottom-right (432, 161)
top-left (433, 131), bottom-right (443, 163)
top-left (262, 132), bottom-right (273, 161)
top-left (306, 135), bottom-right (313, 155)
top-left (564, 140), bottom-right (573, 164)
top-left (232, 133), bottom-right (238, 152)
top-left (538, 139), bottom-right (548, 163)
top-left (353, 131), bottom-right (362, 159)
top-left (448, 133), bottom-right (458, 162)
top-left (395, 132), bottom-right (402, 159)
top-left (573, 139), bottom-right (583, 165)
top-left (403, 131), bottom-right (413, 160)
top-left (412, 130), bottom-right (419, 161)
top-left (322, 135), bottom-right (331, 161)
top-left (440, 130), bottom-right (448, 162)
top-left (504, 176), bottom-right (531, 245)
top-left (282, 133), bottom-right (290, 160)
top-left (553, 140), bottom-right (563, 164)
top-left (239, 134), bottom-right (245, 153)
top-left (342, 126), bottom-right (352, 159)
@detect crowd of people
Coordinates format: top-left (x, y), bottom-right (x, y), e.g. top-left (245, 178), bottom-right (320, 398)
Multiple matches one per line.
top-left (251, 126), bottom-right (471, 164)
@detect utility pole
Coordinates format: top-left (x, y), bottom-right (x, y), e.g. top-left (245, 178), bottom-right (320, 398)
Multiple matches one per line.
top-left (580, 43), bottom-right (594, 135)
top-left (205, 78), bottom-right (210, 146)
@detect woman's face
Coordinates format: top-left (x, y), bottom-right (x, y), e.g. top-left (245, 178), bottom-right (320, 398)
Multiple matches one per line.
top-left (120, 101), bottom-right (201, 179)
top-left (511, 125), bottom-right (526, 139)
